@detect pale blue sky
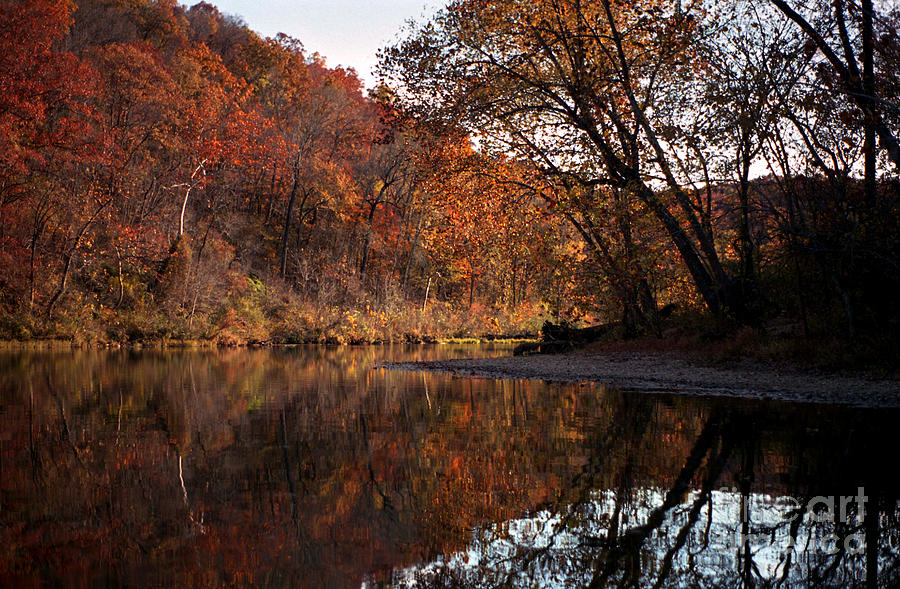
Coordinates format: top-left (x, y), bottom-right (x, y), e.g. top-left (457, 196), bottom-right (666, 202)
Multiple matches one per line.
top-left (208, 0), bottom-right (439, 87)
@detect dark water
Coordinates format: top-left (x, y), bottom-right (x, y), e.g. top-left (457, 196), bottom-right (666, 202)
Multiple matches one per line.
top-left (1, 346), bottom-right (898, 588)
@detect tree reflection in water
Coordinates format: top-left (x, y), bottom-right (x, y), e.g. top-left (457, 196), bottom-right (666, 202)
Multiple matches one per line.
top-left (393, 404), bottom-right (900, 588)
top-left (1, 347), bottom-right (898, 588)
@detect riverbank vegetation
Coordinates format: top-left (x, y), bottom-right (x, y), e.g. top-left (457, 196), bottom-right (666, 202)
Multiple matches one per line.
top-left (1, 0), bottom-right (899, 362)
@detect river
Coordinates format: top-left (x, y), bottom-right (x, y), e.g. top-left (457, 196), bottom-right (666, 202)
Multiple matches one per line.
top-left (1, 345), bottom-right (898, 587)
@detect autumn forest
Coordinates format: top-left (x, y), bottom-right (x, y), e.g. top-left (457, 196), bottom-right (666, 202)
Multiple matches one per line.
top-left (1, 0), bottom-right (899, 360)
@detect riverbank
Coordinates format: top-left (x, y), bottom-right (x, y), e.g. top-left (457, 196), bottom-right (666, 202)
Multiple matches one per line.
top-left (382, 341), bottom-right (900, 408)
top-left (0, 297), bottom-right (543, 348)
top-left (0, 335), bottom-right (536, 351)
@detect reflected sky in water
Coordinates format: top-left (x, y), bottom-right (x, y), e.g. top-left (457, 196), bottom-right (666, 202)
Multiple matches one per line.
top-left (1, 346), bottom-right (898, 587)
top-left (389, 487), bottom-right (889, 587)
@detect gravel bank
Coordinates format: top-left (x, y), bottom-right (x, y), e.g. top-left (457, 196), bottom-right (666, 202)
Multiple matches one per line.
top-left (382, 350), bottom-right (900, 408)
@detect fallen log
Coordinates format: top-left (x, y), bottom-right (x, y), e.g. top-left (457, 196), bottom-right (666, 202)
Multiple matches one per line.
top-left (541, 320), bottom-right (617, 343)
top-left (512, 340), bottom-right (574, 356)
top-left (514, 305), bottom-right (678, 356)
top-left (512, 321), bottom-right (615, 356)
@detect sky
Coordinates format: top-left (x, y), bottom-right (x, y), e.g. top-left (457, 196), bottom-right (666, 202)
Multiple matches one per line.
top-left (208, 0), bottom-right (440, 87)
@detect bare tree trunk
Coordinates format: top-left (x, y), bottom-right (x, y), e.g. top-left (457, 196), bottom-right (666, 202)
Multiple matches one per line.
top-left (862, 0), bottom-right (876, 207)
top-left (46, 248), bottom-right (76, 320)
top-left (177, 160), bottom-right (206, 237)
top-left (738, 150), bottom-right (755, 285)
top-left (46, 202), bottom-right (107, 319)
top-left (832, 274), bottom-right (856, 339)
top-left (634, 181), bottom-right (724, 317)
top-left (555, 276), bottom-right (561, 324)
top-left (422, 274), bottom-right (432, 312)
top-left (178, 185), bottom-right (193, 237)
top-left (280, 169), bottom-right (300, 278)
top-left (114, 246), bottom-right (125, 310)
top-left (359, 201), bottom-right (379, 277)
top-left (28, 205), bottom-right (51, 314)
top-left (264, 168), bottom-right (278, 225)
top-left (403, 214), bottom-right (423, 290)
top-left (29, 231), bottom-right (40, 313)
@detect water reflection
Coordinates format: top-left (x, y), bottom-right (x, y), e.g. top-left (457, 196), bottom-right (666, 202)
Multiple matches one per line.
top-left (1, 346), bottom-right (898, 587)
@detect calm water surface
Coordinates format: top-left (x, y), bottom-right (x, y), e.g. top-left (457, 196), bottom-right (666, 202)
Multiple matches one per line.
top-left (1, 345), bottom-right (898, 587)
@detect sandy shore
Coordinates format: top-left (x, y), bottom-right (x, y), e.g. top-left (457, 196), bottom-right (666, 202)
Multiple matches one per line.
top-left (382, 350), bottom-right (900, 408)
